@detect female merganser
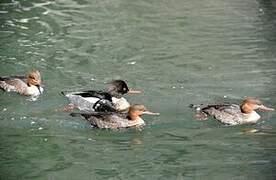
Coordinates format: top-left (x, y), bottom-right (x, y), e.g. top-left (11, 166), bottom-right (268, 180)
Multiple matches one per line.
top-left (191, 97), bottom-right (274, 125)
top-left (71, 104), bottom-right (159, 129)
top-left (0, 70), bottom-right (43, 96)
top-left (62, 80), bottom-right (141, 112)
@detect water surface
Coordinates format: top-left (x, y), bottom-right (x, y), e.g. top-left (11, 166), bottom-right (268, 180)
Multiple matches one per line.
top-left (1, 0), bottom-right (276, 179)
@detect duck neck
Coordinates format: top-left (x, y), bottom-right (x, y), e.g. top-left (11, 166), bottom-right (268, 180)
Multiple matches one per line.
top-left (243, 110), bottom-right (260, 122)
top-left (107, 88), bottom-right (122, 98)
top-left (128, 113), bottom-right (140, 121)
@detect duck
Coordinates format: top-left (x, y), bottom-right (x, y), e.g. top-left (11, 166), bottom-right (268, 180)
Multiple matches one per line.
top-left (191, 97), bottom-right (274, 125)
top-left (71, 104), bottom-right (159, 129)
top-left (0, 70), bottom-right (43, 96)
top-left (61, 80), bottom-right (141, 112)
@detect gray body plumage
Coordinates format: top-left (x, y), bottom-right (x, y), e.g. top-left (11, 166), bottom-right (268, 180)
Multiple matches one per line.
top-left (201, 104), bottom-right (246, 125)
top-left (0, 76), bottom-right (28, 95)
top-left (80, 112), bottom-right (130, 129)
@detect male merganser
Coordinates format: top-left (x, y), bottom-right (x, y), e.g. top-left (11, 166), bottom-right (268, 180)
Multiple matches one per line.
top-left (0, 70), bottom-right (43, 96)
top-left (62, 80), bottom-right (141, 112)
top-left (191, 97), bottom-right (274, 125)
top-left (71, 104), bottom-right (159, 129)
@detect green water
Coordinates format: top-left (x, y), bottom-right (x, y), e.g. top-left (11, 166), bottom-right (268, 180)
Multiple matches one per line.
top-left (1, 0), bottom-right (276, 179)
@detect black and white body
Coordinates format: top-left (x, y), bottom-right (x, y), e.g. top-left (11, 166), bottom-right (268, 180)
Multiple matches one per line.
top-left (0, 70), bottom-right (43, 97)
top-left (191, 98), bottom-right (274, 125)
top-left (71, 104), bottom-right (159, 129)
top-left (62, 90), bottom-right (116, 112)
top-left (62, 80), bottom-right (141, 112)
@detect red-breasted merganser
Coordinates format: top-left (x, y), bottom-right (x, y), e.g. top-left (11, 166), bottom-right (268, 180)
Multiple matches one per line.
top-left (62, 80), bottom-right (141, 112)
top-left (71, 104), bottom-right (159, 129)
top-left (191, 97), bottom-right (274, 125)
top-left (0, 70), bottom-right (43, 97)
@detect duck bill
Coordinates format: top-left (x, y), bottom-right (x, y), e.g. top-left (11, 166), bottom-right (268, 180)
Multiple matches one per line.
top-left (128, 89), bottom-right (142, 94)
top-left (142, 111), bottom-right (160, 116)
top-left (258, 105), bottom-right (275, 111)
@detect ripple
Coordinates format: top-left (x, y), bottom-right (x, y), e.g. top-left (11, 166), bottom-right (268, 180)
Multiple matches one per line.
top-left (0, 10), bottom-right (8, 13)
top-left (20, 1), bottom-right (55, 12)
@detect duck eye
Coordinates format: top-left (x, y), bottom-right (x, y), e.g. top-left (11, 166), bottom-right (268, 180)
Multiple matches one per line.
top-left (29, 76), bottom-right (35, 79)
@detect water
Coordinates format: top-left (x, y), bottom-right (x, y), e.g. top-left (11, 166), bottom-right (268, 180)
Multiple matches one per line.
top-left (1, 0), bottom-right (276, 179)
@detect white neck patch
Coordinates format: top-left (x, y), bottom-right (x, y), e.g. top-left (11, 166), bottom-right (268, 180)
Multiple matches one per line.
top-left (243, 111), bottom-right (261, 123)
top-left (26, 85), bottom-right (43, 96)
top-left (127, 117), bottom-right (145, 127)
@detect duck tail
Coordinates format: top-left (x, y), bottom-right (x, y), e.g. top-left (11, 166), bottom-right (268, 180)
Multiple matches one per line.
top-left (70, 112), bottom-right (92, 119)
top-left (189, 104), bottom-right (209, 120)
top-left (60, 91), bottom-right (70, 96)
top-left (0, 76), bottom-right (7, 81)
top-left (189, 104), bottom-right (203, 111)
top-left (70, 112), bottom-right (82, 117)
